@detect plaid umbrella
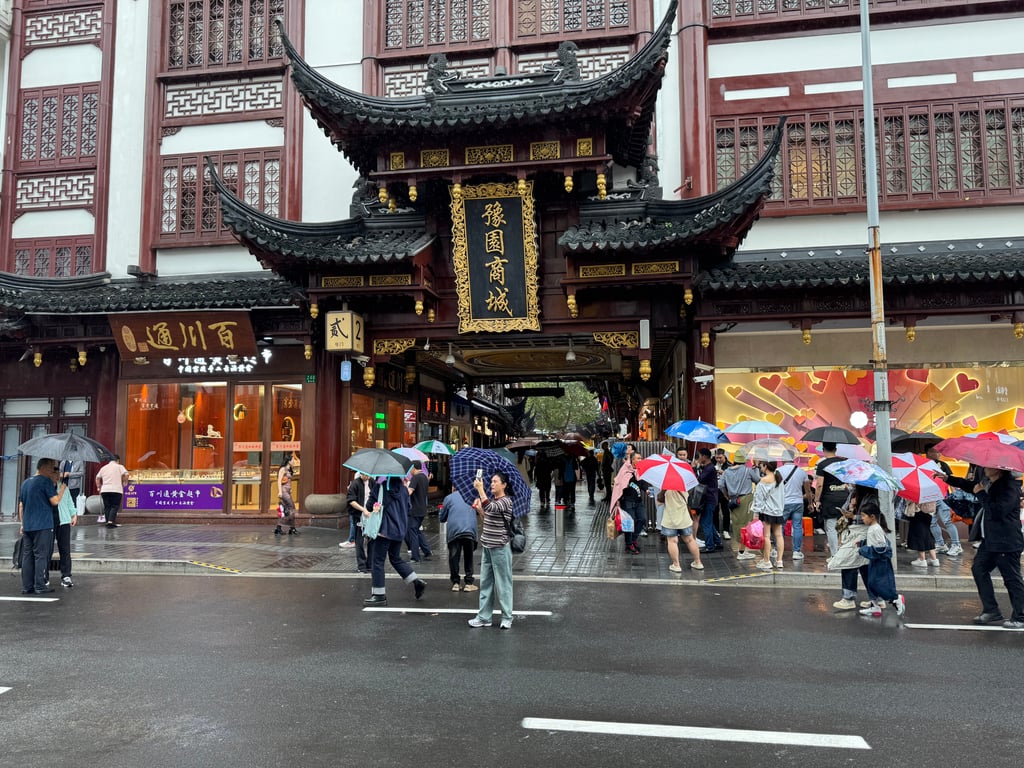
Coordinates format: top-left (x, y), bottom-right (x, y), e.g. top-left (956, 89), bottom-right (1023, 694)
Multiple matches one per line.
top-left (450, 447), bottom-right (530, 518)
top-left (891, 452), bottom-right (949, 503)
top-left (635, 455), bottom-right (699, 491)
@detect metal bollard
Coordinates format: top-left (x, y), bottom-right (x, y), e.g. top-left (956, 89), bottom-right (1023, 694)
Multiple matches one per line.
top-left (554, 504), bottom-right (565, 539)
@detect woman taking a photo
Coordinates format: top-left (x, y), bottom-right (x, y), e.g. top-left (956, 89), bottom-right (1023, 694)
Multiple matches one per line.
top-left (751, 461), bottom-right (786, 570)
top-left (469, 471), bottom-right (516, 630)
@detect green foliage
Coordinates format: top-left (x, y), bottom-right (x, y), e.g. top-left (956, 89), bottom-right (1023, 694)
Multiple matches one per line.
top-left (524, 382), bottom-right (601, 433)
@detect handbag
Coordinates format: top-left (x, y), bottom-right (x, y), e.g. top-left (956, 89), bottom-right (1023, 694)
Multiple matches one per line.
top-left (606, 514), bottom-right (620, 540)
top-left (505, 514), bottom-right (526, 553)
top-left (689, 484), bottom-right (707, 511)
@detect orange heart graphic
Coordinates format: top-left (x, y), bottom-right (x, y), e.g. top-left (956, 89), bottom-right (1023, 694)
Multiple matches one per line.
top-left (796, 442), bottom-right (808, 453)
top-left (785, 374), bottom-right (803, 391)
top-left (726, 385), bottom-right (743, 399)
top-left (844, 371), bottom-right (867, 385)
top-left (766, 412), bottom-right (785, 425)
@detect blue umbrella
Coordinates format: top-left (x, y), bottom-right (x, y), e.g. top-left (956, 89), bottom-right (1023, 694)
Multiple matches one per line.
top-left (826, 459), bottom-right (903, 492)
top-left (664, 419), bottom-right (727, 444)
top-left (450, 447), bottom-right (530, 518)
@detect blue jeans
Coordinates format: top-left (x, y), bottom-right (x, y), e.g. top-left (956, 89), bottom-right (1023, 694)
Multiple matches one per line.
top-left (783, 503), bottom-right (803, 553)
top-left (404, 515), bottom-right (432, 560)
top-left (824, 517), bottom-right (840, 555)
top-left (701, 498), bottom-right (721, 549)
top-left (930, 499), bottom-right (960, 548)
top-left (21, 528), bottom-right (53, 593)
top-left (477, 544), bottom-right (514, 624)
top-left (841, 564), bottom-right (872, 601)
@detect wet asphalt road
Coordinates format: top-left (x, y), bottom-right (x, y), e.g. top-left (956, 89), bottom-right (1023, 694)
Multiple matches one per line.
top-left (2, 574), bottom-right (1022, 768)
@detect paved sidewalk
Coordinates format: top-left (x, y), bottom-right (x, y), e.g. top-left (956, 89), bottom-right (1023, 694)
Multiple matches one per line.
top-left (1, 497), bottom-right (981, 591)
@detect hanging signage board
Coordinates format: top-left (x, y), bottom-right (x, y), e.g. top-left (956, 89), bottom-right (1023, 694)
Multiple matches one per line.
top-left (109, 311), bottom-right (257, 357)
top-left (324, 310), bottom-right (365, 353)
top-left (450, 181), bottom-right (540, 333)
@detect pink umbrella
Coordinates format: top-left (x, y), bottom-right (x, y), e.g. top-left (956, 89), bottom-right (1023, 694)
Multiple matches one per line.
top-left (392, 445), bottom-right (428, 463)
top-left (933, 434), bottom-right (1024, 471)
top-left (891, 453), bottom-right (949, 504)
top-left (963, 431), bottom-right (1016, 444)
top-left (634, 455), bottom-right (699, 491)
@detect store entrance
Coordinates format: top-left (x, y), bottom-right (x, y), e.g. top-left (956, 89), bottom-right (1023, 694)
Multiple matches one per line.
top-left (1, 418), bottom-right (87, 518)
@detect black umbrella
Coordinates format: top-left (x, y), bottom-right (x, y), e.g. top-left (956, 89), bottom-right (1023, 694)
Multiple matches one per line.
top-left (867, 427), bottom-right (909, 443)
top-left (802, 425), bottom-right (861, 445)
top-left (342, 448), bottom-right (412, 477)
top-left (891, 432), bottom-right (943, 454)
top-left (17, 432), bottom-right (114, 463)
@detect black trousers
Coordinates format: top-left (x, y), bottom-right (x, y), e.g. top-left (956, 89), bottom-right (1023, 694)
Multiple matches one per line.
top-left (972, 545), bottom-right (1024, 621)
top-left (100, 492), bottom-right (122, 523)
top-left (448, 537), bottom-right (476, 584)
top-left (349, 512), bottom-right (368, 570)
top-left (54, 523), bottom-right (72, 578)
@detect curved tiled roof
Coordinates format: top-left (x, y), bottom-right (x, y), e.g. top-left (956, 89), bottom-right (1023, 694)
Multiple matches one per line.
top-left (559, 119), bottom-right (784, 254)
top-left (281, 0), bottom-right (677, 174)
top-left (0, 272), bottom-right (299, 314)
top-left (209, 159), bottom-right (435, 276)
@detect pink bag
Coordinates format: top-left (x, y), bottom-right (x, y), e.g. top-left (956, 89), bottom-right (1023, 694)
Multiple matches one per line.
top-left (742, 519), bottom-right (765, 550)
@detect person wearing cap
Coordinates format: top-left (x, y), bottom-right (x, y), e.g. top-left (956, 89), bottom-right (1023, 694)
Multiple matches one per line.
top-left (969, 467), bottom-right (1024, 628)
top-left (719, 451), bottom-right (759, 559)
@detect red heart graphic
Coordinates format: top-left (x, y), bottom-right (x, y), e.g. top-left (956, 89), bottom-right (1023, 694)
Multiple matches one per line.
top-left (961, 415), bottom-right (978, 430)
top-left (810, 378), bottom-right (827, 394)
top-left (758, 374), bottom-right (782, 392)
top-left (956, 373), bottom-right (980, 394)
top-left (905, 369), bottom-right (928, 383)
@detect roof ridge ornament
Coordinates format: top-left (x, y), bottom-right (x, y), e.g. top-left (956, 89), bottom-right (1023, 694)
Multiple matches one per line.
top-left (426, 53), bottom-right (461, 95)
top-left (543, 41), bottom-right (582, 84)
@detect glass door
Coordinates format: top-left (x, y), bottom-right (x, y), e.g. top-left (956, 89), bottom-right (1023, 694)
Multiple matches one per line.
top-left (230, 384), bottom-right (264, 512)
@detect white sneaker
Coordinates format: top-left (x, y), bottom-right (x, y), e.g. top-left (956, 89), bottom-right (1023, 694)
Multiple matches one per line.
top-left (934, 544), bottom-right (948, 553)
top-left (973, 541), bottom-right (981, 549)
top-left (814, 528), bottom-right (825, 535)
top-left (755, 560), bottom-right (773, 571)
top-left (927, 558), bottom-right (940, 567)
top-left (833, 598), bottom-right (857, 611)
top-left (722, 532), bottom-right (731, 540)
top-left (947, 544), bottom-right (963, 557)
top-left (339, 541), bottom-right (355, 548)
top-left (910, 559), bottom-right (928, 568)
top-left (695, 538), bottom-right (705, 548)
top-left (893, 594), bottom-right (906, 617)
top-left (792, 551), bottom-right (805, 560)
top-left (736, 551), bottom-right (756, 560)
top-left (859, 604), bottom-right (882, 617)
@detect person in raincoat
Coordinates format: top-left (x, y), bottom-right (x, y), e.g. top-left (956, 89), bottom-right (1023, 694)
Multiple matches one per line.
top-left (363, 476), bottom-right (426, 607)
top-left (609, 444), bottom-right (646, 554)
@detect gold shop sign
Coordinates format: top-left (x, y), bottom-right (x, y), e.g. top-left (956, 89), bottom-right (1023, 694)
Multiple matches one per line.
top-left (324, 310), bottom-right (365, 353)
top-left (109, 311), bottom-right (257, 357)
top-left (450, 181), bottom-right (540, 333)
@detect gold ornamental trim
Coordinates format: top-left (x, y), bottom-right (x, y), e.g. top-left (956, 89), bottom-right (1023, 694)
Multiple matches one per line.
top-left (593, 331), bottom-right (639, 349)
top-left (421, 149), bottom-right (450, 168)
top-left (372, 338), bottom-right (416, 356)
top-left (579, 264), bottom-right (626, 278)
top-left (389, 152), bottom-right (405, 170)
top-left (369, 274), bottom-right (412, 287)
top-left (321, 276), bottom-right (365, 288)
top-left (465, 144), bottom-right (513, 165)
top-left (577, 138), bottom-right (593, 157)
top-left (632, 261), bottom-right (679, 276)
top-left (530, 141), bottom-right (560, 161)
top-left (450, 181), bottom-right (541, 334)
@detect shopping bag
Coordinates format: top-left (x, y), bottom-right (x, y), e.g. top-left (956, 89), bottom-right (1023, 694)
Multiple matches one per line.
top-left (97, 514), bottom-right (106, 524)
top-left (605, 514), bottom-right (620, 540)
top-left (619, 510), bottom-right (635, 533)
top-left (75, 494), bottom-right (87, 516)
top-left (741, 519), bottom-right (764, 550)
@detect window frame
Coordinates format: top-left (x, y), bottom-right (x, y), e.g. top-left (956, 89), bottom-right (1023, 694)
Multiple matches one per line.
top-left (162, 0), bottom-right (286, 77)
top-left (16, 83), bottom-right (101, 171)
top-left (12, 235), bottom-right (95, 278)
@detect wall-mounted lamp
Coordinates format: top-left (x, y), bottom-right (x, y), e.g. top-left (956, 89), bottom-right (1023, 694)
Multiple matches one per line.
top-left (303, 344), bottom-right (312, 360)
top-left (565, 339), bottom-right (576, 363)
top-left (445, 343), bottom-right (456, 367)
top-left (423, 338), bottom-right (430, 351)
top-left (363, 365), bottom-right (376, 387)
top-left (639, 359), bottom-right (651, 381)
top-left (309, 302), bottom-right (319, 319)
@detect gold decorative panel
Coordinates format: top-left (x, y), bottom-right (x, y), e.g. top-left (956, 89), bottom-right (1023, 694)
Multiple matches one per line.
top-left (466, 144), bottom-right (514, 165)
top-left (372, 338), bottom-right (416, 356)
top-left (530, 141), bottom-right (560, 160)
top-left (579, 264), bottom-right (626, 278)
top-left (577, 138), bottom-right (593, 157)
top-left (389, 152), bottom-right (405, 170)
top-left (632, 261), bottom-right (679, 276)
top-left (421, 149), bottom-right (450, 168)
top-left (321, 276), bottom-right (365, 288)
top-left (593, 331), bottom-right (639, 349)
top-left (369, 274), bottom-right (413, 286)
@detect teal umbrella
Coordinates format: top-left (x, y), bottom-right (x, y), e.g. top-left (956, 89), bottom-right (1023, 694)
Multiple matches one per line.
top-left (413, 439), bottom-right (454, 456)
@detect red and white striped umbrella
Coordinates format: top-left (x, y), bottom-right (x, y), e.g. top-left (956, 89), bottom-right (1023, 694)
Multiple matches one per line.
top-left (635, 455), bottom-right (699, 492)
top-left (891, 452), bottom-right (949, 504)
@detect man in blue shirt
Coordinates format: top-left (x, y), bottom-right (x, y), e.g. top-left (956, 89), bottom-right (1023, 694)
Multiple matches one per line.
top-left (18, 457), bottom-right (66, 594)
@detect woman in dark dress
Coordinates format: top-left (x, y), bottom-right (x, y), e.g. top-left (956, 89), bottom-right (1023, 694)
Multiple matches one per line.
top-left (906, 501), bottom-right (939, 568)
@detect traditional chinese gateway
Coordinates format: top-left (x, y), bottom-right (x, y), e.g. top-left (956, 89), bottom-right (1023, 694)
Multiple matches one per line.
top-left (1, 1), bottom-right (1023, 519)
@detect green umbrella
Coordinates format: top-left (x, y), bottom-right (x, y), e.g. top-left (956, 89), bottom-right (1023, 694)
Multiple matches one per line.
top-left (413, 439), bottom-right (454, 456)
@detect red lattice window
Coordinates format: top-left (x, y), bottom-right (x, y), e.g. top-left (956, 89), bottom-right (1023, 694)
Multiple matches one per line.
top-left (709, 0), bottom-right (973, 26)
top-left (715, 97), bottom-right (1024, 213)
top-left (12, 236), bottom-right (94, 277)
top-left (17, 84), bottom-right (100, 170)
top-left (159, 148), bottom-right (281, 245)
top-left (515, 0), bottom-right (631, 39)
top-left (384, 0), bottom-right (493, 50)
top-left (165, 0), bottom-right (284, 73)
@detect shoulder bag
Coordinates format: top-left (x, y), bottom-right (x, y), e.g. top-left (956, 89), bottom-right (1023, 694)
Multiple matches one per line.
top-left (504, 513), bottom-right (526, 553)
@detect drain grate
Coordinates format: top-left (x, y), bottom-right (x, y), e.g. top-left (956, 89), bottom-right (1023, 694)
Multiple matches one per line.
top-left (265, 554), bottom-right (330, 569)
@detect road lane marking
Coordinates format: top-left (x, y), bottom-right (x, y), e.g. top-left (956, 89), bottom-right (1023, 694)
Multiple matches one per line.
top-left (521, 717), bottom-right (871, 750)
top-left (0, 687), bottom-right (11, 695)
top-left (905, 623), bottom-right (1024, 631)
top-left (704, 572), bottom-right (773, 583)
top-left (190, 561), bottom-right (241, 573)
top-left (0, 596), bottom-right (60, 603)
top-left (363, 607), bottom-right (552, 616)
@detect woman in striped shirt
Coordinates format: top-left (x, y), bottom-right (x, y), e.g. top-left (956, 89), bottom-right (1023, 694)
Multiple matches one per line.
top-left (469, 471), bottom-right (515, 630)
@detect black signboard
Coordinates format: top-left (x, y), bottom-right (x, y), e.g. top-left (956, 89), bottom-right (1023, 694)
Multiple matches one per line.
top-left (450, 181), bottom-right (541, 333)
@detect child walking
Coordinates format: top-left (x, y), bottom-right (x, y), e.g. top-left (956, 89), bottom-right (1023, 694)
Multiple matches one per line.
top-left (857, 500), bottom-right (906, 618)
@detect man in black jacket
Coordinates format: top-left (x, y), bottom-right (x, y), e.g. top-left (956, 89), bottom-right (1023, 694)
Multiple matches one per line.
top-left (344, 472), bottom-right (372, 573)
top-left (970, 467), bottom-right (1024, 628)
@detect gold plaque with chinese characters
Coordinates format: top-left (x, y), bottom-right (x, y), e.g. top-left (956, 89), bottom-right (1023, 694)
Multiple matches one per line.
top-left (324, 310), bottom-right (365, 354)
top-left (108, 311), bottom-right (258, 357)
top-left (449, 181), bottom-right (540, 333)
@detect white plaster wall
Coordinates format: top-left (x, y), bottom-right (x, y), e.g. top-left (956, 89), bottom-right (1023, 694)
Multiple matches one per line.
top-left (105, 0), bottom-right (151, 278)
top-left (301, 0), bottom-right (364, 222)
top-left (156, 246), bottom-right (265, 276)
top-left (739, 206), bottom-right (1024, 253)
top-left (709, 18), bottom-right (1024, 77)
top-left (160, 121), bottom-right (286, 155)
top-left (653, 0), bottom-right (681, 198)
top-left (12, 209), bottom-right (94, 238)
top-left (0, 31), bottom-right (9, 209)
top-left (21, 44), bottom-right (102, 87)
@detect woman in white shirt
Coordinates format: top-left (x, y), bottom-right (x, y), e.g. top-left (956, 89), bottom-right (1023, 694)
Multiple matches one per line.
top-left (751, 461), bottom-right (786, 570)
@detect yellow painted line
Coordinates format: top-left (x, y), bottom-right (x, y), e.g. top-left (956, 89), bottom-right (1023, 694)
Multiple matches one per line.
top-left (190, 561), bottom-right (241, 573)
top-left (704, 572), bottom-right (774, 584)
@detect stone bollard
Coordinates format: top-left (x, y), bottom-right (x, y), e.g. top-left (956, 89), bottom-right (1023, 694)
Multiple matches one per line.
top-left (304, 494), bottom-right (346, 516)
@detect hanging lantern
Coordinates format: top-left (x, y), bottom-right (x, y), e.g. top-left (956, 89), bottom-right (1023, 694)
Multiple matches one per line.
top-left (364, 365), bottom-right (376, 387)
